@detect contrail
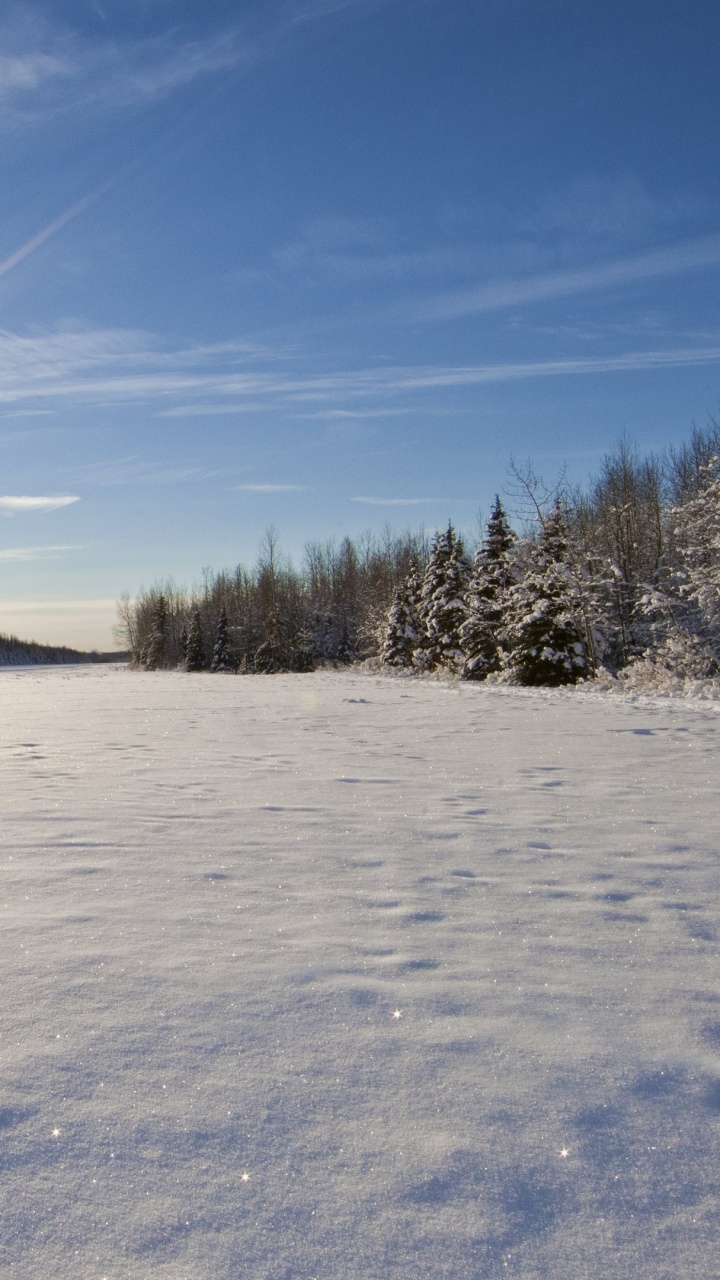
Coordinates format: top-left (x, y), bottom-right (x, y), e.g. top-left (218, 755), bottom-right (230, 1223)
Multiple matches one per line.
top-left (0, 180), bottom-right (115, 279)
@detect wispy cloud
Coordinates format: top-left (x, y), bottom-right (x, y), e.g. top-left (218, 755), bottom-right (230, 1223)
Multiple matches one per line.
top-left (0, 495), bottom-right (79, 512)
top-left (509, 174), bottom-right (712, 243)
top-left (157, 402), bottom-right (277, 417)
top-left (0, 28), bottom-right (249, 123)
top-left (236, 483), bottom-right (305, 493)
top-left (0, 544), bottom-right (79, 560)
top-left (3, 325), bottom-right (720, 413)
top-left (68, 457), bottom-right (223, 486)
top-left (272, 215), bottom-right (478, 285)
top-left (0, 2), bottom-right (389, 124)
top-left (394, 234), bottom-right (720, 324)
top-left (0, 328), bottom-right (296, 403)
top-left (352, 496), bottom-right (438, 506)
top-left (0, 50), bottom-right (70, 98)
top-left (291, 408), bottom-right (414, 419)
top-left (0, 408), bottom-right (56, 417)
top-left (0, 325), bottom-right (154, 385)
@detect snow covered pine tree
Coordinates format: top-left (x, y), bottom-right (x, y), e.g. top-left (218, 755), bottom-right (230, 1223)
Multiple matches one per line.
top-left (210, 608), bottom-right (236, 673)
top-left (381, 560), bottom-right (422, 668)
top-left (461, 496), bottom-right (515, 679)
top-left (185, 608), bottom-right (207, 672)
top-left (143, 594), bottom-right (168, 670)
top-left (178, 624), bottom-right (188, 662)
top-left (504, 501), bottom-right (587, 686)
top-left (418, 524), bottom-right (470, 670)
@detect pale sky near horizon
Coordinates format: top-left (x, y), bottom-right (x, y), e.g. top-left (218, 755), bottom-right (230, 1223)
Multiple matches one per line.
top-left (2, 0), bottom-right (720, 649)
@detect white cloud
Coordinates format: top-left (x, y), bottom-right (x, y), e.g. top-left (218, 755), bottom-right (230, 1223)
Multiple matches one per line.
top-left (0, 495), bottom-right (79, 511)
top-left (236, 483), bottom-right (305, 493)
top-left (157, 402), bottom-right (275, 417)
top-left (0, 544), bottom-right (79, 560)
top-left (0, 28), bottom-right (249, 123)
top-left (0, 51), bottom-right (70, 97)
top-left (69, 457), bottom-right (223, 486)
top-left (276, 238), bottom-right (481, 284)
top-left (292, 408), bottom-right (414, 420)
top-left (0, 408), bottom-right (55, 417)
top-left (395, 234), bottom-right (720, 324)
top-left (0, 2), bottom-right (390, 125)
top-left (2, 324), bottom-right (720, 415)
top-left (0, 324), bottom-right (153, 384)
top-left (352, 496), bottom-right (437, 506)
top-left (515, 174), bottom-right (711, 241)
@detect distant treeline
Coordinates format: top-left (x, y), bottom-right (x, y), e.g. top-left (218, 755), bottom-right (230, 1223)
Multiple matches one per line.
top-left (118, 524), bottom-right (427, 674)
top-left (0, 633), bottom-right (122, 666)
top-left (118, 421), bottom-right (720, 687)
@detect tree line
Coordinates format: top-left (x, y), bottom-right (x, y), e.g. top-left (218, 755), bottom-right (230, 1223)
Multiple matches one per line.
top-left (117, 422), bottom-right (720, 686)
top-left (117, 524), bottom-right (429, 674)
top-left (0, 634), bottom-right (118, 665)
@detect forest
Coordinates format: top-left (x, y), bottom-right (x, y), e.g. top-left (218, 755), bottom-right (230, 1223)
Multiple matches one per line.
top-left (0, 634), bottom-right (111, 666)
top-left (117, 422), bottom-right (720, 689)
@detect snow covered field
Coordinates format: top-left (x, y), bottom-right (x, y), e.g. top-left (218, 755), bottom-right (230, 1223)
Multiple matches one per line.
top-left (1, 665), bottom-right (719, 1280)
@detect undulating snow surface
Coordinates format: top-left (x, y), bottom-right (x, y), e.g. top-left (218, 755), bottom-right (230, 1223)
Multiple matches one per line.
top-left (1, 666), bottom-right (719, 1279)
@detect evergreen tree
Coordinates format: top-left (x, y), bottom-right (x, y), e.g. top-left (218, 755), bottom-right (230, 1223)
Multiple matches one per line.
top-left (185, 608), bottom-right (207, 672)
top-left (419, 524), bottom-right (471, 670)
top-left (289, 634), bottom-right (315, 672)
top-left (336, 621), bottom-right (356, 665)
top-left (287, 606), bottom-right (315, 672)
top-left (504, 502), bottom-right (588, 686)
top-left (381, 560), bottom-right (422, 668)
top-left (178, 624), bottom-right (188, 662)
top-left (460, 497), bottom-right (515, 679)
top-left (143, 595), bottom-right (168, 670)
top-left (210, 609), bottom-right (236, 673)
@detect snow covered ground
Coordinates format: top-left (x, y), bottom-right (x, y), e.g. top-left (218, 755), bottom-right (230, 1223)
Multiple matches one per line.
top-left (1, 665), bottom-right (719, 1280)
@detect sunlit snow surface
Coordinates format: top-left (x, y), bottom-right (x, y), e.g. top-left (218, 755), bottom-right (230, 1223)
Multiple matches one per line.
top-left (1, 665), bottom-right (719, 1279)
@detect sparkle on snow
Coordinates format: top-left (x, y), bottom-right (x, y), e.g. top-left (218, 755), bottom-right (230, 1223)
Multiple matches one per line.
top-left (1, 666), bottom-right (718, 1278)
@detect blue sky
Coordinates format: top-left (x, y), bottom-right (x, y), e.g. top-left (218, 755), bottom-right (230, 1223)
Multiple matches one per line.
top-left (2, 0), bottom-right (720, 647)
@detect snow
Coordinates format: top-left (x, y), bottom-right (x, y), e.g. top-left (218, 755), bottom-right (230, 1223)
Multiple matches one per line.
top-left (1, 664), bottom-right (719, 1279)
